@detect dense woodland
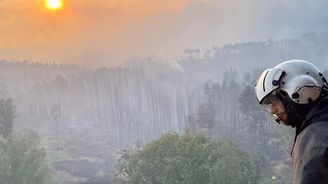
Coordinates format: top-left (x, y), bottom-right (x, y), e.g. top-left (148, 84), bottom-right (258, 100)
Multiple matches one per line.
top-left (0, 33), bottom-right (328, 183)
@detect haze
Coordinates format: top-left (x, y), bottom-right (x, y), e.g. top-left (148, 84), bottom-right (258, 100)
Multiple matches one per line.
top-left (1, 0), bottom-right (328, 66)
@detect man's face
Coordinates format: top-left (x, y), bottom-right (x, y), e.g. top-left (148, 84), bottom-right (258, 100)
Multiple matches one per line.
top-left (271, 99), bottom-right (289, 126)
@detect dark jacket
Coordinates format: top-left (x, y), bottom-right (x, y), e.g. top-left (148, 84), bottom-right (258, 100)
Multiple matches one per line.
top-left (292, 97), bottom-right (328, 184)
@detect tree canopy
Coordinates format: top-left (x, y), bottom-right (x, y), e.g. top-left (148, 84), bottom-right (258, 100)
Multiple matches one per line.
top-left (0, 131), bottom-right (52, 184)
top-left (0, 98), bottom-right (16, 138)
top-left (116, 133), bottom-right (259, 184)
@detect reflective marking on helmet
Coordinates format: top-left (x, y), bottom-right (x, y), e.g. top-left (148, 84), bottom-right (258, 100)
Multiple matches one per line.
top-left (255, 68), bottom-right (284, 104)
top-left (263, 70), bottom-right (270, 92)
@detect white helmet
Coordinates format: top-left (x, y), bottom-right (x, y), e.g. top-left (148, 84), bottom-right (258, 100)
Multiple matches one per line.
top-left (255, 60), bottom-right (327, 106)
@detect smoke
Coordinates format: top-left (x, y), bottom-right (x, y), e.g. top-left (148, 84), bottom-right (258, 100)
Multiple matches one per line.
top-left (1, 0), bottom-right (327, 66)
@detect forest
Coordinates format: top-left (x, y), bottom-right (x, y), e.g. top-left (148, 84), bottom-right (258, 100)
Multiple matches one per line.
top-left (0, 33), bottom-right (328, 183)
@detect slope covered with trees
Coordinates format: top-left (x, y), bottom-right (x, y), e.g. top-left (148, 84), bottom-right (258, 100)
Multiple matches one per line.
top-left (0, 33), bottom-right (327, 183)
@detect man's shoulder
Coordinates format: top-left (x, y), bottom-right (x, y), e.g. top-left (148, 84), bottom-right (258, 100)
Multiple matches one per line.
top-left (293, 121), bottom-right (328, 158)
top-left (292, 121), bottom-right (328, 184)
top-left (300, 121), bottom-right (328, 141)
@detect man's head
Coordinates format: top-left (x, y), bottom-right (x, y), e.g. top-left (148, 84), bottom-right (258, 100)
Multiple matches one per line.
top-left (255, 60), bottom-right (328, 126)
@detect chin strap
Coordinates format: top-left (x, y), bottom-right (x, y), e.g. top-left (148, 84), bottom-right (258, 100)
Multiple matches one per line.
top-left (274, 94), bottom-right (293, 125)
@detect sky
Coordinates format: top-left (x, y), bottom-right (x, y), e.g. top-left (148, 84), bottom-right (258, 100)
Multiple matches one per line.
top-left (0, 0), bottom-right (328, 66)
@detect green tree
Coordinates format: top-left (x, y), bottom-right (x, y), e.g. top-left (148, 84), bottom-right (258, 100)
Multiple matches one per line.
top-left (184, 114), bottom-right (198, 134)
top-left (238, 86), bottom-right (269, 155)
top-left (115, 133), bottom-right (259, 184)
top-left (238, 86), bottom-right (264, 123)
top-left (197, 102), bottom-right (216, 130)
top-left (185, 82), bottom-right (219, 136)
top-left (0, 98), bottom-right (16, 138)
top-left (0, 131), bottom-right (53, 184)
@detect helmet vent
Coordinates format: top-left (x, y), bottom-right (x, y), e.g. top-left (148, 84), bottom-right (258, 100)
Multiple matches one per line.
top-left (272, 80), bottom-right (279, 86)
top-left (292, 92), bottom-right (299, 99)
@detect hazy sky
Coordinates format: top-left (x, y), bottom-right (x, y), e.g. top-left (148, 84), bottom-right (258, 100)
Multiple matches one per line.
top-left (1, 0), bottom-right (328, 66)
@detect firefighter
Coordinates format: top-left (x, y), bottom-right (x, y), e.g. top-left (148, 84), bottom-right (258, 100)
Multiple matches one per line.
top-left (255, 60), bottom-right (328, 184)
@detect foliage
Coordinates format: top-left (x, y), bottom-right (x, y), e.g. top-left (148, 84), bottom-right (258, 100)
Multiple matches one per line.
top-left (0, 98), bottom-right (16, 138)
top-left (184, 114), bottom-right (198, 134)
top-left (0, 130), bottom-right (53, 184)
top-left (238, 86), bottom-right (270, 155)
top-left (238, 86), bottom-right (265, 123)
top-left (185, 82), bottom-right (220, 135)
top-left (239, 86), bottom-right (293, 183)
top-left (115, 133), bottom-right (259, 184)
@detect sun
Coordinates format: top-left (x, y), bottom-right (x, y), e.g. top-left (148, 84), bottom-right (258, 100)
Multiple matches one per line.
top-left (45, 0), bottom-right (63, 10)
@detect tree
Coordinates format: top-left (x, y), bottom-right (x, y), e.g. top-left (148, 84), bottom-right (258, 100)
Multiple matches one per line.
top-left (196, 102), bottom-right (217, 130)
top-left (0, 130), bottom-right (53, 184)
top-left (51, 104), bottom-right (61, 148)
top-left (185, 82), bottom-right (219, 136)
top-left (238, 86), bottom-right (263, 122)
top-left (238, 86), bottom-right (268, 155)
top-left (184, 114), bottom-right (198, 134)
top-left (115, 133), bottom-right (259, 184)
top-left (0, 98), bottom-right (16, 138)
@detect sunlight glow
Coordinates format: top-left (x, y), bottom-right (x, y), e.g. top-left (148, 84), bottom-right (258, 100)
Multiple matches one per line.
top-left (45, 0), bottom-right (63, 10)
